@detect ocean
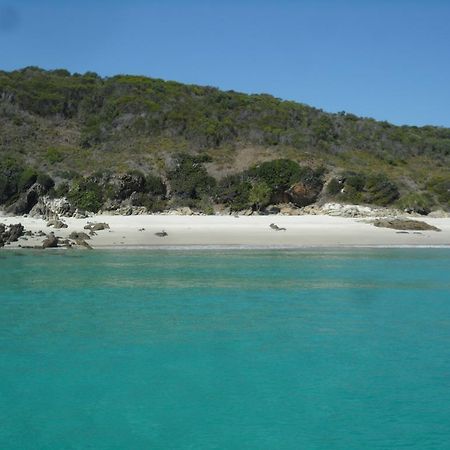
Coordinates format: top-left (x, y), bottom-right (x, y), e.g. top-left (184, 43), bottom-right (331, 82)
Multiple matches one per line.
top-left (1, 249), bottom-right (450, 449)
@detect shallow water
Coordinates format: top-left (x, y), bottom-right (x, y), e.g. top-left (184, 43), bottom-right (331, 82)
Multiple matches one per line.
top-left (1, 249), bottom-right (450, 449)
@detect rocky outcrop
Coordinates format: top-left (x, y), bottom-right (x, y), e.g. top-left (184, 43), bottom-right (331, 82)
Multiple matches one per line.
top-left (29, 196), bottom-right (75, 219)
top-left (316, 203), bottom-right (401, 218)
top-left (428, 210), bottom-right (450, 218)
top-left (373, 219), bottom-right (441, 231)
top-left (113, 173), bottom-right (146, 200)
top-left (42, 232), bottom-right (59, 248)
top-left (75, 239), bottom-right (93, 249)
top-left (286, 182), bottom-right (322, 207)
top-left (4, 181), bottom-right (55, 216)
top-left (0, 223), bottom-right (25, 247)
top-left (69, 231), bottom-right (91, 240)
top-left (278, 203), bottom-right (303, 215)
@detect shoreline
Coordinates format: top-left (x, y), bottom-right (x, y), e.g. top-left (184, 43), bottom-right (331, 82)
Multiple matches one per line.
top-left (1, 214), bottom-right (450, 249)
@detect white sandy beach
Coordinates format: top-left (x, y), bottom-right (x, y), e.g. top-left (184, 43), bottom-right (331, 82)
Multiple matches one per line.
top-left (1, 214), bottom-right (450, 248)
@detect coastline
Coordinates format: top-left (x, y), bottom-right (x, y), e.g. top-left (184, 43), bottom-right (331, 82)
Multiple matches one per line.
top-left (1, 213), bottom-right (450, 249)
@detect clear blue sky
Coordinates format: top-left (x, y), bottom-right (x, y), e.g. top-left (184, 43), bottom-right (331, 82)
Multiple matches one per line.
top-left (1, 0), bottom-right (449, 127)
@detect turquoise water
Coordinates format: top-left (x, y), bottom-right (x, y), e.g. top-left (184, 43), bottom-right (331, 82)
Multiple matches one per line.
top-left (1, 249), bottom-right (450, 449)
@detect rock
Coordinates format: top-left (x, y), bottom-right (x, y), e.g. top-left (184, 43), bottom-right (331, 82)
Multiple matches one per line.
top-left (8, 223), bottom-right (25, 242)
top-left (404, 206), bottom-right (430, 216)
top-left (29, 196), bottom-right (74, 220)
top-left (286, 182), bottom-right (322, 207)
top-left (5, 190), bottom-right (39, 215)
top-left (58, 239), bottom-right (73, 248)
top-left (428, 210), bottom-right (450, 218)
top-left (5, 181), bottom-right (53, 216)
top-left (69, 231), bottom-right (91, 240)
top-left (114, 173), bottom-right (146, 200)
top-left (373, 219), bottom-right (441, 231)
top-left (74, 239), bottom-right (93, 250)
top-left (73, 209), bottom-right (88, 219)
top-left (319, 203), bottom-right (401, 218)
top-left (84, 222), bottom-right (110, 231)
top-left (265, 205), bottom-right (281, 214)
top-left (279, 203), bottom-right (303, 215)
top-left (1, 223), bottom-right (25, 246)
top-left (270, 223), bottom-right (286, 231)
top-left (46, 219), bottom-right (68, 229)
top-left (42, 233), bottom-right (59, 248)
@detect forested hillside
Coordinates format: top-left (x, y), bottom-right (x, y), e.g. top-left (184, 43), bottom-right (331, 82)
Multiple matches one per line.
top-left (0, 67), bottom-right (449, 214)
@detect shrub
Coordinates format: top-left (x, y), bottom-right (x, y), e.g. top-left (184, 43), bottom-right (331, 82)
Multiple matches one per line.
top-left (0, 160), bottom-right (23, 202)
top-left (326, 177), bottom-right (342, 195)
top-left (168, 155), bottom-right (216, 199)
top-left (46, 147), bottom-right (65, 164)
top-left (53, 182), bottom-right (70, 197)
top-left (364, 174), bottom-right (399, 206)
top-left (248, 159), bottom-right (303, 192)
top-left (428, 177), bottom-right (450, 207)
top-left (249, 181), bottom-right (271, 211)
top-left (67, 177), bottom-right (104, 212)
top-left (215, 174), bottom-right (252, 211)
top-left (18, 168), bottom-right (38, 192)
top-left (145, 174), bottom-right (166, 196)
top-left (36, 173), bottom-right (55, 191)
top-left (397, 192), bottom-right (434, 214)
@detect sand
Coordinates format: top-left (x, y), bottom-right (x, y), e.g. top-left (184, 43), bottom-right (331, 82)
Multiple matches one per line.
top-left (1, 214), bottom-right (450, 249)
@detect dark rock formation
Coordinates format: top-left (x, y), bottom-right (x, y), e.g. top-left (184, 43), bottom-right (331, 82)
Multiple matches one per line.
top-left (69, 231), bottom-right (91, 240)
top-left (114, 173), bottom-right (146, 200)
top-left (286, 182), bottom-right (322, 207)
top-left (84, 222), bottom-right (110, 231)
top-left (74, 239), bottom-right (93, 250)
top-left (270, 223), bottom-right (286, 231)
top-left (373, 219), bottom-right (441, 231)
top-left (46, 219), bottom-right (68, 229)
top-left (5, 182), bottom-right (51, 215)
top-left (0, 223), bottom-right (25, 247)
top-left (42, 233), bottom-right (59, 248)
top-left (404, 206), bottom-right (431, 216)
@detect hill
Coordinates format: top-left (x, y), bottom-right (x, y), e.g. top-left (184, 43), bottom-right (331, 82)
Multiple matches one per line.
top-left (0, 66), bottom-right (449, 215)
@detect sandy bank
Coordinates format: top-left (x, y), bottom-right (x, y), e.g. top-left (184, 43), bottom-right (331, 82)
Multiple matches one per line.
top-left (1, 214), bottom-right (450, 249)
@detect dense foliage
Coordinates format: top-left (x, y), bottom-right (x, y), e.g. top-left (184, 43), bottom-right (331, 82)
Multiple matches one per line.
top-left (2, 66), bottom-right (450, 157)
top-left (0, 159), bottom-right (54, 205)
top-left (0, 67), bottom-right (449, 212)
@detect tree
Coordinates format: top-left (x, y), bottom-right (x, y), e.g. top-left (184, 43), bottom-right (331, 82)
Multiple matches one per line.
top-left (249, 181), bottom-right (271, 211)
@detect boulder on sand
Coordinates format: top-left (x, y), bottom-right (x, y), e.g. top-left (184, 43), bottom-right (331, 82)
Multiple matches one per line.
top-left (373, 219), bottom-right (441, 232)
top-left (84, 222), bottom-right (110, 231)
top-left (270, 223), bottom-right (286, 231)
top-left (0, 223), bottom-right (25, 247)
top-left (47, 219), bottom-right (68, 229)
top-left (69, 231), bottom-right (91, 240)
top-left (42, 233), bottom-right (59, 248)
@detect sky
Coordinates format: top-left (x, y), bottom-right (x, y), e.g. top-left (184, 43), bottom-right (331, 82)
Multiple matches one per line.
top-left (1, 0), bottom-right (450, 127)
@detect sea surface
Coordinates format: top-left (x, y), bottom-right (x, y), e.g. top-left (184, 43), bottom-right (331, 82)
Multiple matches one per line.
top-left (1, 249), bottom-right (450, 449)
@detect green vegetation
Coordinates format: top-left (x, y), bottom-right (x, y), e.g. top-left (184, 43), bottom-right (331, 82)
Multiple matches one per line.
top-left (168, 155), bottom-right (216, 200)
top-left (328, 172), bottom-right (400, 206)
top-left (67, 177), bottom-right (105, 212)
top-left (249, 181), bottom-right (271, 211)
top-left (0, 67), bottom-right (449, 212)
top-left (0, 159), bottom-right (54, 205)
top-left (46, 147), bottom-right (65, 164)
